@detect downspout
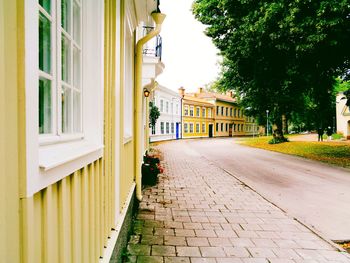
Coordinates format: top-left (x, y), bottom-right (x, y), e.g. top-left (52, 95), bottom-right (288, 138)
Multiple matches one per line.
top-left (135, 13), bottom-right (166, 201)
top-left (145, 79), bottom-right (158, 151)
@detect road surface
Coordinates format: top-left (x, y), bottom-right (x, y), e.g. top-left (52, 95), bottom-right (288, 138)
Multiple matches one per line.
top-left (180, 138), bottom-right (350, 241)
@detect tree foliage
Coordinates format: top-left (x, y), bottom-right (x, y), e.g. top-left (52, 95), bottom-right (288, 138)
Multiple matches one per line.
top-left (149, 101), bottom-right (160, 129)
top-left (193, 0), bottom-right (350, 131)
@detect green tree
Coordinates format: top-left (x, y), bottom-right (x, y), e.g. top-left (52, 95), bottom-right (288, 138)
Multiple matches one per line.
top-left (193, 0), bottom-right (350, 137)
top-left (149, 101), bottom-right (160, 129)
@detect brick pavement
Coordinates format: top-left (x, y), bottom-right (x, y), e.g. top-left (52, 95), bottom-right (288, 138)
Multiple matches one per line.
top-left (125, 141), bottom-right (350, 263)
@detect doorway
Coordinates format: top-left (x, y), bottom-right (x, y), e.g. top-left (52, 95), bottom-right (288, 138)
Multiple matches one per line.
top-left (176, 123), bottom-right (180, 139)
top-left (209, 124), bottom-right (213, 138)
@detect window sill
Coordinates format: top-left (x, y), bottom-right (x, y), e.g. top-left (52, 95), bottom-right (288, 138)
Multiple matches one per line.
top-left (39, 140), bottom-right (104, 171)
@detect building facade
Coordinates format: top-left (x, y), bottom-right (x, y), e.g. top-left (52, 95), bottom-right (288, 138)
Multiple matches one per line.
top-left (183, 88), bottom-right (258, 137)
top-left (179, 87), bottom-right (216, 138)
top-left (150, 85), bottom-right (182, 142)
top-left (336, 93), bottom-right (350, 139)
top-left (0, 1), bottom-right (165, 262)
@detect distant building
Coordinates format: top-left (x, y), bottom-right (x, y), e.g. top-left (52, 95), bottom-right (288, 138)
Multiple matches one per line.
top-left (179, 87), bottom-right (216, 138)
top-left (150, 85), bottom-right (182, 142)
top-left (336, 93), bottom-right (350, 139)
top-left (182, 87), bottom-right (258, 137)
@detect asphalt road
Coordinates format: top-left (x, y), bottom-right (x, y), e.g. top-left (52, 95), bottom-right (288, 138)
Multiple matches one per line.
top-left (179, 137), bottom-right (350, 241)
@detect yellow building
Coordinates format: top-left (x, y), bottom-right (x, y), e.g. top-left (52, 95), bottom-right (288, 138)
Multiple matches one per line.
top-left (179, 87), bottom-right (215, 138)
top-left (1, 1), bottom-right (165, 262)
top-left (184, 88), bottom-right (258, 137)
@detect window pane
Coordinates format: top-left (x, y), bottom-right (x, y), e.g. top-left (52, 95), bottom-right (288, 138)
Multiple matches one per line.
top-left (39, 78), bottom-right (52, 134)
top-left (61, 35), bottom-right (71, 83)
top-left (61, 0), bottom-right (71, 33)
top-left (73, 47), bottom-right (81, 88)
top-left (73, 2), bottom-right (81, 44)
top-left (61, 87), bottom-right (72, 133)
top-left (39, 0), bottom-right (51, 14)
top-left (73, 91), bottom-right (81, 132)
top-left (39, 12), bottom-right (51, 73)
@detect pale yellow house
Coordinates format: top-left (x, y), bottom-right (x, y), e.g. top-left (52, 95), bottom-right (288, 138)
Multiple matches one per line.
top-left (194, 88), bottom-right (257, 137)
top-left (179, 87), bottom-right (215, 138)
top-left (1, 0), bottom-right (165, 262)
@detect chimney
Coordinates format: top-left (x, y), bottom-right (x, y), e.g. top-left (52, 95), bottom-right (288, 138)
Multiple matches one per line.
top-left (226, 91), bottom-right (233, 97)
top-left (178, 86), bottom-right (185, 97)
top-left (198, 87), bottom-right (203, 94)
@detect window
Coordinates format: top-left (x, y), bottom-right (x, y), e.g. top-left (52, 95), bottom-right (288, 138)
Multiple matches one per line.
top-left (28, 0), bottom-right (104, 195)
top-left (216, 106), bottom-right (219, 115)
top-left (160, 99), bottom-right (164, 112)
top-left (189, 123), bottom-right (194, 133)
top-left (208, 108), bottom-right (212, 118)
top-left (39, 0), bottom-right (83, 136)
top-left (184, 123), bottom-right (188, 133)
top-left (202, 108), bottom-right (206, 118)
top-left (238, 109), bottom-right (241, 117)
top-left (237, 124), bottom-right (240, 131)
top-left (190, 106), bottom-right (194, 117)
top-left (171, 122), bottom-right (174, 134)
top-left (226, 123), bottom-right (228, 131)
top-left (171, 102), bottom-right (173, 114)
top-left (221, 106), bottom-right (224, 115)
top-left (124, 15), bottom-right (134, 139)
top-left (202, 123), bottom-right (205, 133)
top-left (234, 124), bottom-right (236, 132)
top-left (151, 125), bottom-right (156, 135)
top-left (196, 107), bottom-right (200, 117)
top-left (216, 123), bottom-right (219, 132)
top-left (161, 122), bottom-right (164, 134)
top-left (226, 107), bottom-right (228, 116)
top-left (166, 101), bottom-right (169, 113)
top-left (176, 103), bottom-right (179, 115)
top-left (234, 109), bottom-right (237, 117)
top-left (184, 105), bottom-right (189, 116)
top-left (196, 123), bottom-right (200, 133)
top-left (230, 108), bottom-right (233, 117)
top-left (221, 123), bottom-right (223, 131)
top-left (166, 122), bottom-right (170, 134)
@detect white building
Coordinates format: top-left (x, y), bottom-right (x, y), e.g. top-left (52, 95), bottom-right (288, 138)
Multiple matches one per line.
top-left (336, 93), bottom-right (350, 139)
top-left (150, 85), bottom-right (182, 142)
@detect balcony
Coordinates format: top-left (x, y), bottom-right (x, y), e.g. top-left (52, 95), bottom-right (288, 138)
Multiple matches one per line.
top-left (142, 26), bottom-right (162, 60)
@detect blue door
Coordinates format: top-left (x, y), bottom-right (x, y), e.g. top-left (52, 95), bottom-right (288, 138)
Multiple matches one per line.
top-left (176, 123), bottom-right (179, 139)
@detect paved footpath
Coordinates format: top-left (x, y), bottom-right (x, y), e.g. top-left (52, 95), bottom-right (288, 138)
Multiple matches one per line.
top-left (125, 141), bottom-right (350, 263)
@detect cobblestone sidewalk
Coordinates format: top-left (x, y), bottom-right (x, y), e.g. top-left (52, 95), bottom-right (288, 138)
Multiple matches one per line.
top-left (125, 142), bottom-right (350, 263)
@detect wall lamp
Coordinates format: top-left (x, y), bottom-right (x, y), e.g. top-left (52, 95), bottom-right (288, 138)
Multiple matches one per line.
top-left (143, 88), bottom-right (150, 97)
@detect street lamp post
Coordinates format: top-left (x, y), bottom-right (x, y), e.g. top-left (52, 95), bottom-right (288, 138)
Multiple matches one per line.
top-left (266, 110), bottom-right (269, 136)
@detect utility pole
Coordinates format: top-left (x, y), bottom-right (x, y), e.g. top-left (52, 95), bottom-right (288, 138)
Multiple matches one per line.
top-left (266, 110), bottom-right (269, 136)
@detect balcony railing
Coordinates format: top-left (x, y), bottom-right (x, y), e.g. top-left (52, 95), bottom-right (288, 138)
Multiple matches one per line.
top-left (142, 26), bottom-right (162, 60)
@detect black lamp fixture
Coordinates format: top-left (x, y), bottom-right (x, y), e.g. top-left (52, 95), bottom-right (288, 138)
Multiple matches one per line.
top-left (143, 88), bottom-right (150, 98)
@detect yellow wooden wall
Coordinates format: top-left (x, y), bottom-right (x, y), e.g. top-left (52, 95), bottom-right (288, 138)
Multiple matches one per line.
top-left (0, 0), bottom-right (133, 262)
top-left (0, 0), bottom-right (22, 261)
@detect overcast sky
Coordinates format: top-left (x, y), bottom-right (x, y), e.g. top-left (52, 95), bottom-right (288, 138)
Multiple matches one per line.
top-left (157, 0), bottom-right (221, 93)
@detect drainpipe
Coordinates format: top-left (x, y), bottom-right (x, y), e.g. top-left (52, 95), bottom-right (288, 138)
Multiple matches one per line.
top-left (135, 12), bottom-right (166, 201)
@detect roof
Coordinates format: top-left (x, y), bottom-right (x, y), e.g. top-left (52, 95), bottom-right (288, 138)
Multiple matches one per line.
top-left (186, 91), bottom-right (237, 104)
top-left (183, 95), bottom-right (214, 107)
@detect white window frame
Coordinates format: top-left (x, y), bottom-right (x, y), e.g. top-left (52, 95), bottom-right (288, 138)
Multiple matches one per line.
top-left (202, 123), bottom-right (206, 133)
top-left (208, 108), bottom-right (212, 118)
top-left (160, 99), bottom-right (164, 112)
top-left (195, 122), bottom-right (200, 133)
top-left (171, 122), bottom-right (174, 134)
top-left (189, 123), bottom-right (194, 133)
top-left (202, 107), bottom-right (206, 118)
top-left (123, 9), bottom-right (135, 141)
top-left (166, 122), bottom-right (170, 134)
top-left (196, 106), bottom-right (200, 117)
top-left (175, 103), bottom-right (179, 115)
top-left (166, 101), bottom-right (169, 113)
top-left (184, 123), bottom-right (188, 133)
top-left (184, 105), bottom-right (189, 116)
top-left (25, 0), bottom-right (104, 197)
top-left (190, 106), bottom-right (194, 117)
